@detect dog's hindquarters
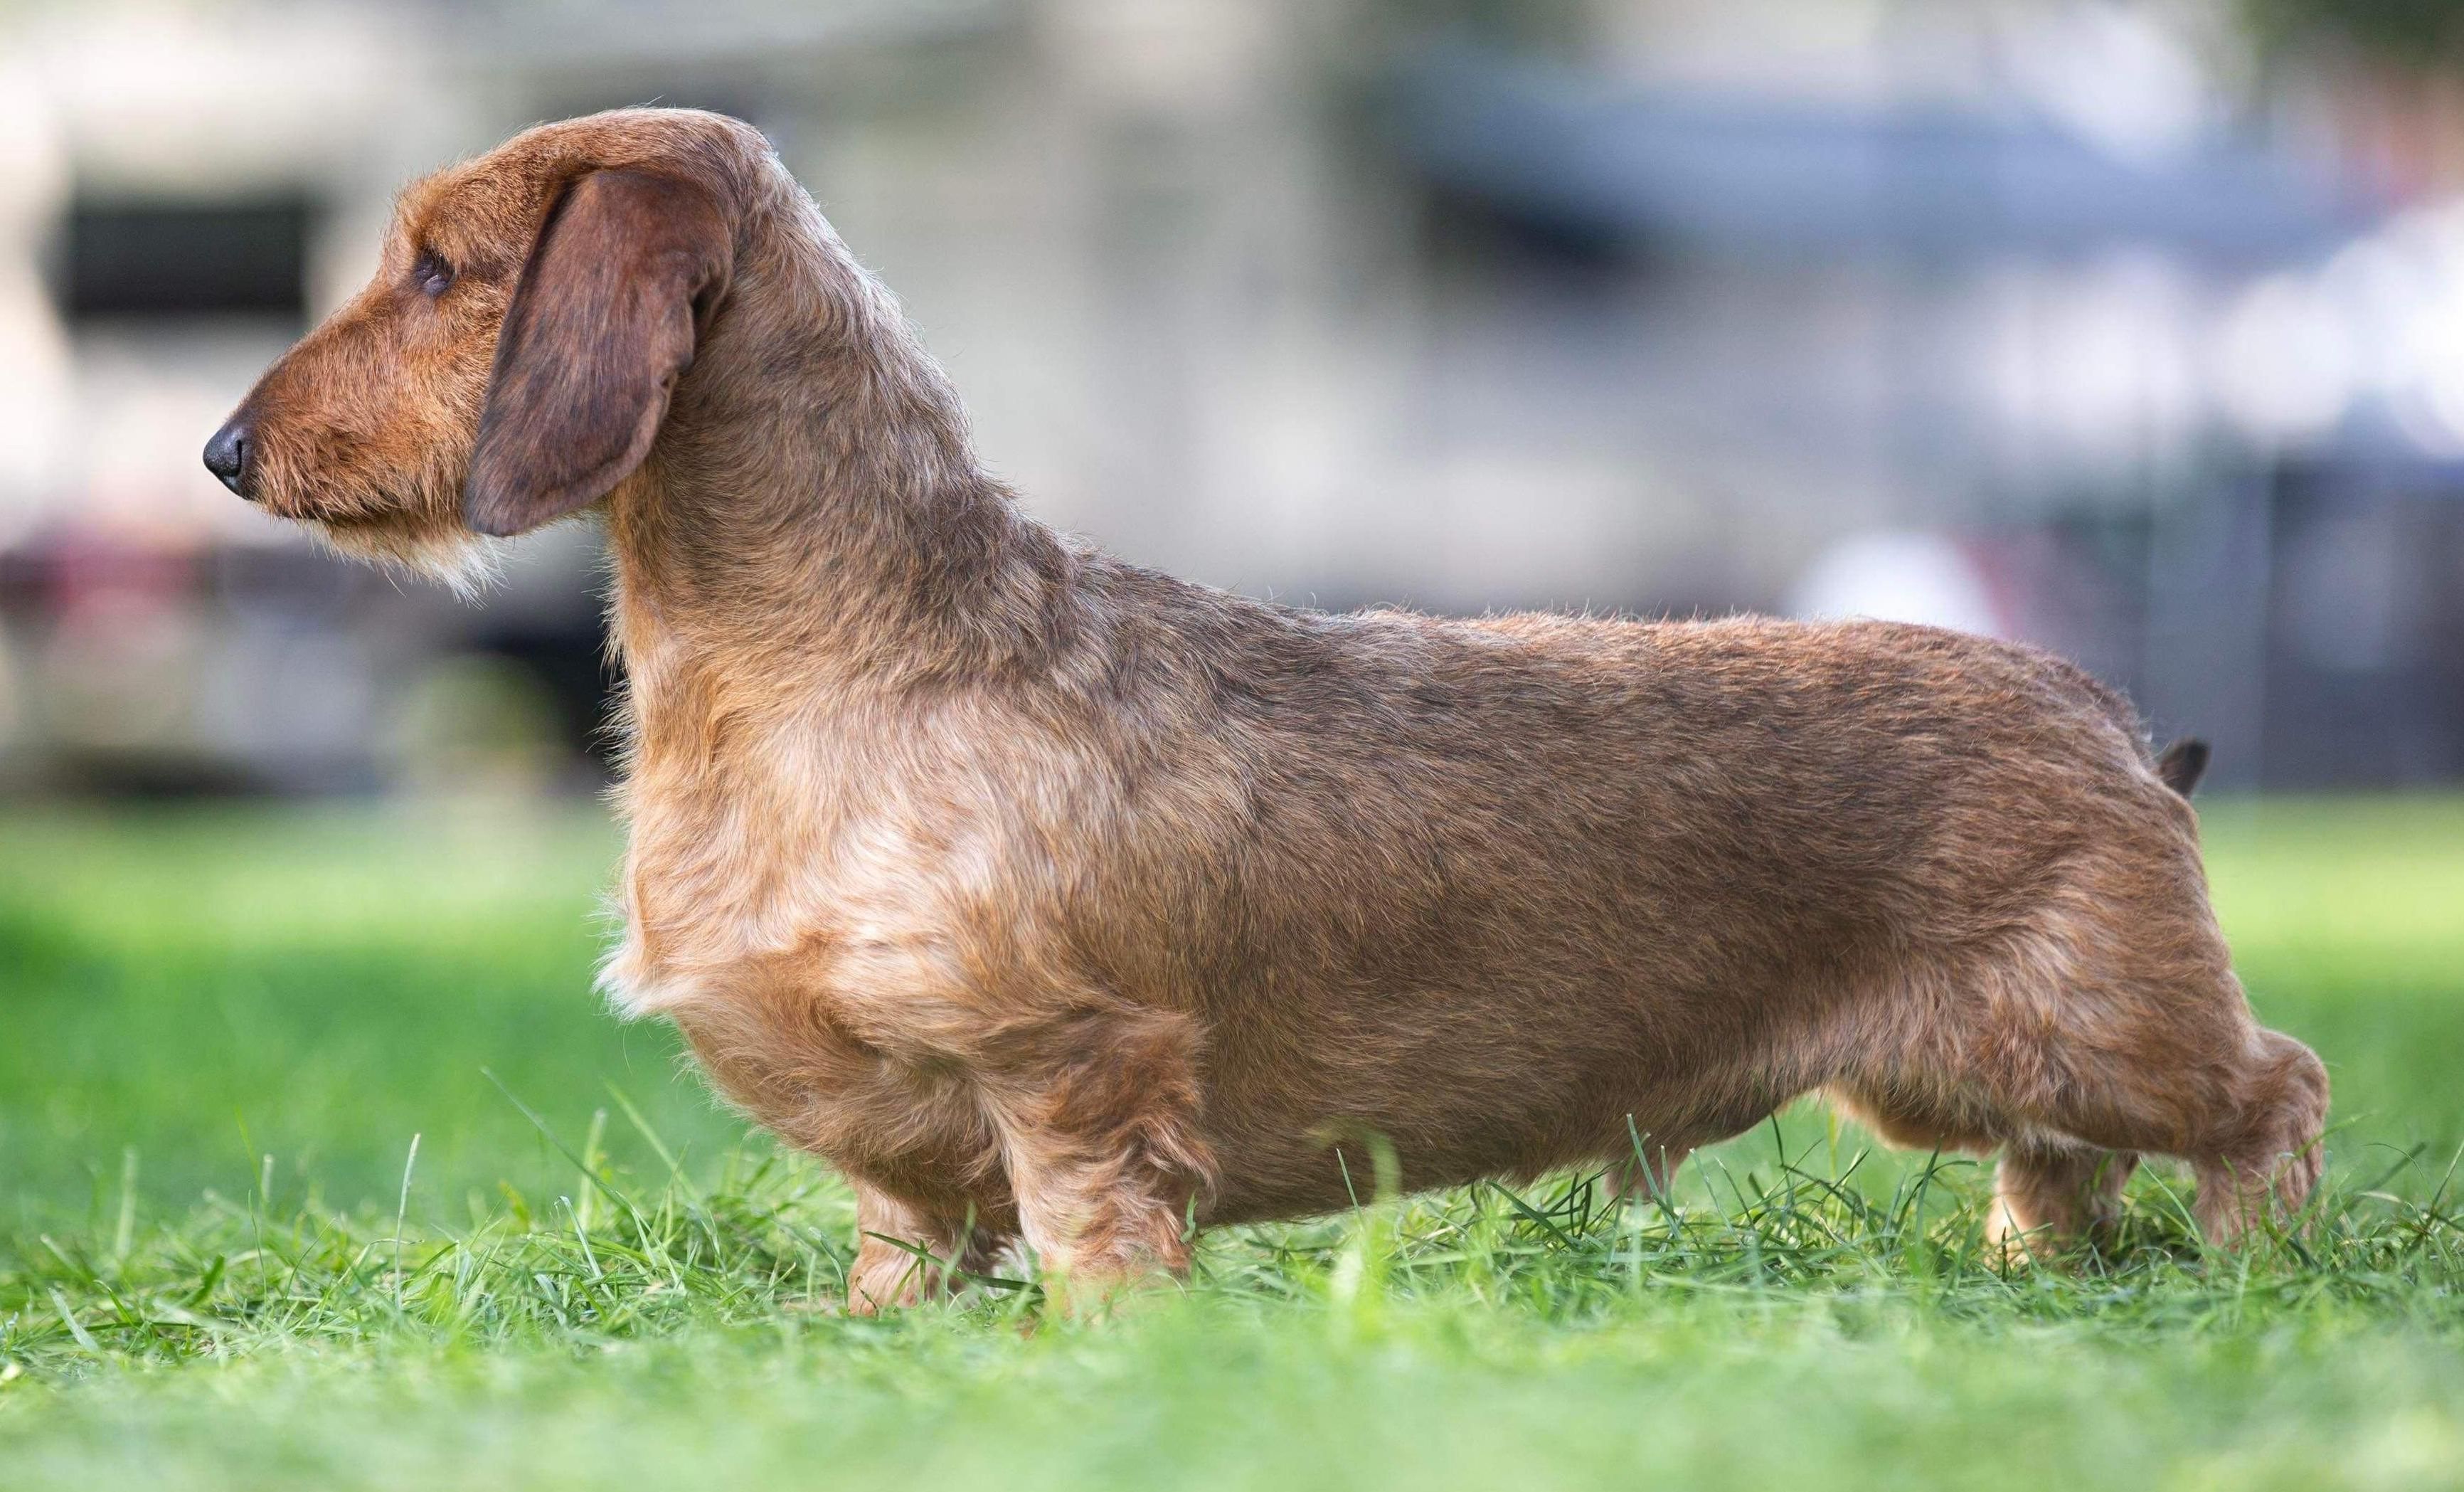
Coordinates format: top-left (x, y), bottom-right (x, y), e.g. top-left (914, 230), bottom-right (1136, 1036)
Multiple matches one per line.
top-left (1826, 793), bottom-right (2325, 1252)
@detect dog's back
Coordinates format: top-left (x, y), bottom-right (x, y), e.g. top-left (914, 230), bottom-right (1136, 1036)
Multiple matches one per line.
top-left (1021, 588), bottom-right (2221, 1220)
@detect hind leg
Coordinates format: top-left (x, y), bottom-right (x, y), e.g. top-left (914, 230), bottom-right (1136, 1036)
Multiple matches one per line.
top-left (1980, 1007), bottom-right (2325, 1250)
top-left (2046, 830), bottom-right (2330, 1243)
top-left (1827, 1084), bottom-right (2135, 1256)
top-left (1987, 1140), bottom-right (2138, 1257)
top-left (1970, 973), bottom-right (2324, 1250)
top-left (2042, 1018), bottom-right (2327, 1249)
top-left (1830, 1087), bottom-right (2138, 1256)
top-left (2188, 1028), bottom-right (2329, 1245)
top-left (1854, 898), bottom-right (2325, 1253)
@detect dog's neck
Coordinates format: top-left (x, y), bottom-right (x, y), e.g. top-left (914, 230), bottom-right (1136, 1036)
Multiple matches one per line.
top-left (602, 203), bottom-right (1075, 716)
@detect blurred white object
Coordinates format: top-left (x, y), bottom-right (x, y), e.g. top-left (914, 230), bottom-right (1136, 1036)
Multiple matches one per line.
top-left (2214, 274), bottom-right (2358, 445)
top-left (0, 61), bottom-right (70, 529)
top-left (2212, 196), bottom-right (2464, 455)
top-left (1785, 531), bottom-right (2006, 637)
top-left (2004, 1), bottom-right (2216, 166)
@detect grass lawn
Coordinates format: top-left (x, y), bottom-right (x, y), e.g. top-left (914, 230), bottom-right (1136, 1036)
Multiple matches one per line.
top-left (3, 795), bottom-right (2462, 1490)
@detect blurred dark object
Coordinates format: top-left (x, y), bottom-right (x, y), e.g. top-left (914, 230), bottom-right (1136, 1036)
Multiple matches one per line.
top-left (2260, 453), bottom-right (2464, 784)
top-left (2243, 0), bottom-right (2464, 65)
top-left (1396, 49), bottom-right (2371, 264)
top-left (61, 196), bottom-right (313, 322)
top-left (0, 529), bottom-right (612, 798)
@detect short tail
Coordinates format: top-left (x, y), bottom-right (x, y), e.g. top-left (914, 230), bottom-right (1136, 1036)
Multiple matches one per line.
top-left (2155, 737), bottom-right (2210, 798)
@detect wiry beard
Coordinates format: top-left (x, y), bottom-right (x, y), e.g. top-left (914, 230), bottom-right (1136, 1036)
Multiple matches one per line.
top-left (307, 510), bottom-right (503, 600)
top-left (262, 450), bottom-right (505, 600)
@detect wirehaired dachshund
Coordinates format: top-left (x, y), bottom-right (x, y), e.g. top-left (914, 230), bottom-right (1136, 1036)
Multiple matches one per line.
top-left (206, 109), bottom-right (2327, 1308)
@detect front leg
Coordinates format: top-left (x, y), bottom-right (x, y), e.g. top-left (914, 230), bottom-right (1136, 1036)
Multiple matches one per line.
top-left (844, 1180), bottom-right (1014, 1314)
top-left (981, 1005), bottom-right (1216, 1308)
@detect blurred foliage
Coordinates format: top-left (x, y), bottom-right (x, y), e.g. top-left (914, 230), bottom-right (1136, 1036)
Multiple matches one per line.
top-left (1355, 0), bottom-right (1598, 57)
top-left (2242, 0), bottom-right (2464, 65)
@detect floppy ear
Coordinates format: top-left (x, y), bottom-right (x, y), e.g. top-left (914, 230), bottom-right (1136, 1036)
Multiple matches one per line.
top-left (464, 167), bottom-right (733, 536)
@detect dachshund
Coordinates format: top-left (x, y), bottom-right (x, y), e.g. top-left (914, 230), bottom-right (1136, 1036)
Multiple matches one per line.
top-left (206, 109), bottom-right (2326, 1308)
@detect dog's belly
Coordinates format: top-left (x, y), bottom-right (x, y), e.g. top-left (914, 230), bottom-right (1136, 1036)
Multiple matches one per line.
top-left (1191, 1069), bottom-right (1800, 1224)
top-left (1186, 964), bottom-right (1836, 1224)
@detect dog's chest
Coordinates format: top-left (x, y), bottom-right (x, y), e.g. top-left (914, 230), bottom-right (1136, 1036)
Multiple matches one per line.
top-left (592, 672), bottom-right (1152, 1196)
top-left (596, 699), bottom-right (1033, 1030)
top-left (603, 801), bottom-right (975, 1016)
top-left (595, 727), bottom-right (1044, 1189)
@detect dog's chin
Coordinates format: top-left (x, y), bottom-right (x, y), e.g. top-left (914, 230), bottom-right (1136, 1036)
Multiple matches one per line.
top-left (304, 510), bottom-right (500, 598)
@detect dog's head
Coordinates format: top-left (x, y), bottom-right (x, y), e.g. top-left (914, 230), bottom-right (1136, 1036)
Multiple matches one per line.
top-left (203, 108), bottom-right (769, 580)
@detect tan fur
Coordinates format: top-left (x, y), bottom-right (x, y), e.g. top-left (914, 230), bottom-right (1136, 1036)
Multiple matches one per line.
top-left (211, 109), bottom-right (2328, 1306)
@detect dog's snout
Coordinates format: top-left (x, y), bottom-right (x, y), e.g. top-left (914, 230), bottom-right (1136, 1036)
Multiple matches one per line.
top-left (203, 418), bottom-right (254, 499)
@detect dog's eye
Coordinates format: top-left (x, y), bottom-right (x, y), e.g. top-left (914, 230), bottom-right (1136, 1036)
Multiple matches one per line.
top-left (410, 249), bottom-right (455, 297)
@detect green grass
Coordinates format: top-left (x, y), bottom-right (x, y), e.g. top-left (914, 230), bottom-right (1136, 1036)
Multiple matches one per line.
top-left (4, 796), bottom-right (2463, 1491)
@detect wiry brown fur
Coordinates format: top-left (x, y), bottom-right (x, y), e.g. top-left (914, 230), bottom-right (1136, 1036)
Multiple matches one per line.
top-left (213, 109), bottom-right (2328, 1306)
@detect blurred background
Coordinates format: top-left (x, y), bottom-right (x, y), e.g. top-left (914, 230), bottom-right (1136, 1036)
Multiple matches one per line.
top-left (1, 0), bottom-right (2462, 799)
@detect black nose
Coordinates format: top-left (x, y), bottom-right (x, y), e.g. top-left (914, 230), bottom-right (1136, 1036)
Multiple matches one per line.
top-left (203, 418), bottom-right (253, 498)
